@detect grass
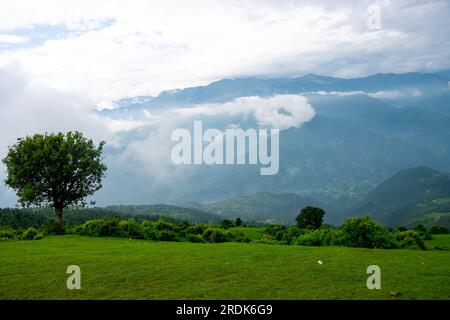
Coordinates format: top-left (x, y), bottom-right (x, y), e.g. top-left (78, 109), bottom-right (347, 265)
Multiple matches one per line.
top-left (228, 226), bottom-right (264, 240)
top-left (425, 234), bottom-right (450, 251)
top-left (0, 235), bottom-right (449, 300)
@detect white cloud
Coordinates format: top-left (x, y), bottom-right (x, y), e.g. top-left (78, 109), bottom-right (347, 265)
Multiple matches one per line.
top-left (0, 0), bottom-right (448, 103)
top-left (0, 66), bottom-right (114, 205)
top-left (173, 95), bottom-right (315, 130)
top-left (0, 34), bottom-right (28, 44)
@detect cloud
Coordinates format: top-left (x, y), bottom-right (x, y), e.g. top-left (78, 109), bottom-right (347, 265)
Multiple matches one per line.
top-left (172, 95), bottom-right (315, 130)
top-left (0, 34), bottom-right (28, 44)
top-left (0, 66), bottom-right (113, 206)
top-left (0, 0), bottom-right (448, 103)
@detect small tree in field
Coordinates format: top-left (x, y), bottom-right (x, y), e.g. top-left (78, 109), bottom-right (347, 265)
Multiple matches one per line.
top-left (2, 131), bottom-right (107, 232)
top-left (296, 206), bottom-right (325, 229)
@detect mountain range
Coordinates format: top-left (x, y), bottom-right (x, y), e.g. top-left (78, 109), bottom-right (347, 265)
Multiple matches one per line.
top-left (74, 71), bottom-right (450, 223)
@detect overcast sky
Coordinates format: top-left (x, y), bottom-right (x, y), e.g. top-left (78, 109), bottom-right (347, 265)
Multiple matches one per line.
top-left (0, 0), bottom-right (449, 104)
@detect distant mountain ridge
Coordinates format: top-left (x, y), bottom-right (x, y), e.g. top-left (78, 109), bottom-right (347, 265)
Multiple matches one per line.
top-left (103, 71), bottom-right (450, 112)
top-left (353, 167), bottom-right (450, 228)
top-left (193, 192), bottom-right (339, 225)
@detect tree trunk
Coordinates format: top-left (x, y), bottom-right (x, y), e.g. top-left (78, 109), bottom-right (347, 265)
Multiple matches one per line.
top-left (55, 206), bottom-right (64, 233)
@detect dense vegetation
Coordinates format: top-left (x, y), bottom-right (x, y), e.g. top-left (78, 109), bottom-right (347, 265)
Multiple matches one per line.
top-left (2, 210), bottom-right (447, 250)
top-left (0, 204), bottom-right (219, 229)
top-left (354, 167), bottom-right (450, 228)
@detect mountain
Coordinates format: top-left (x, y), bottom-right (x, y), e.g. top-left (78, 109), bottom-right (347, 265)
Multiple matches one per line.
top-left (96, 91), bottom-right (450, 219)
top-left (193, 192), bottom-right (339, 225)
top-left (86, 71), bottom-right (450, 221)
top-left (103, 71), bottom-right (449, 114)
top-left (352, 167), bottom-right (450, 228)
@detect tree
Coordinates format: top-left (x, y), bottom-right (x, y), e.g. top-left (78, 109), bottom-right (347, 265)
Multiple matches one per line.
top-left (220, 219), bottom-right (235, 229)
top-left (2, 131), bottom-right (106, 232)
top-left (235, 217), bottom-right (242, 227)
top-left (296, 206), bottom-right (325, 229)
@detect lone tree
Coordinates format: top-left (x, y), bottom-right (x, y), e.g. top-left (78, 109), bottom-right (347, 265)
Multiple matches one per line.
top-left (296, 206), bottom-right (325, 229)
top-left (2, 131), bottom-right (107, 232)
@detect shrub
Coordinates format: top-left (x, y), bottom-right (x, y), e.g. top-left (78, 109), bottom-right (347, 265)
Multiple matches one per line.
top-left (186, 234), bottom-right (205, 243)
top-left (203, 227), bottom-right (229, 243)
top-left (263, 224), bottom-right (287, 241)
top-left (154, 220), bottom-right (179, 232)
top-left (282, 227), bottom-right (302, 245)
top-left (414, 224), bottom-right (432, 240)
top-left (394, 230), bottom-right (426, 250)
top-left (156, 230), bottom-right (179, 241)
top-left (340, 216), bottom-right (397, 249)
top-left (21, 227), bottom-right (43, 240)
top-left (79, 219), bottom-right (106, 236)
top-left (0, 228), bottom-right (20, 241)
top-left (117, 220), bottom-right (142, 239)
top-left (228, 231), bottom-right (251, 243)
top-left (186, 224), bottom-right (209, 235)
top-left (43, 220), bottom-right (65, 235)
top-left (295, 231), bottom-right (322, 246)
top-left (141, 221), bottom-right (158, 240)
top-left (429, 225), bottom-right (448, 234)
top-left (294, 228), bottom-right (341, 246)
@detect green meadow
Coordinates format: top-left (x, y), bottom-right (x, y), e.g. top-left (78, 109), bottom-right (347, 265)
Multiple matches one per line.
top-left (0, 234), bottom-right (449, 300)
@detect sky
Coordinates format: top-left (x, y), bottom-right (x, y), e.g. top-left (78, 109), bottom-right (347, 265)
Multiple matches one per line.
top-left (1, 0), bottom-right (450, 206)
top-left (0, 0), bottom-right (449, 105)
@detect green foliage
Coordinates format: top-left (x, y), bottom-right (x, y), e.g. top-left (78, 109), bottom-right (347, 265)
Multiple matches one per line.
top-left (227, 231), bottom-right (251, 243)
top-left (153, 220), bottom-right (180, 232)
top-left (43, 220), bottom-right (65, 235)
top-left (295, 206), bottom-right (325, 229)
top-left (186, 224), bottom-right (209, 235)
top-left (263, 224), bottom-right (287, 241)
top-left (354, 167), bottom-right (450, 229)
top-left (220, 219), bottom-right (235, 229)
top-left (2, 131), bottom-right (107, 231)
top-left (430, 225), bottom-right (448, 234)
top-left (394, 230), bottom-right (426, 250)
top-left (20, 227), bottom-right (43, 240)
top-left (185, 234), bottom-right (206, 243)
top-left (340, 216), bottom-right (397, 249)
top-left (0, 228), bottom-right (20, 241)
top-left (295, 228), bottom-right (342, 246)
top-left (414, 224), bottom-right (432, 240)
top-left (235, 217), bottom-right (242, 227)
top-left (202, 227), bottom-right (229, 243)
top-left (117, 220), bottom-right (142, 239)
top-left (281, 226), bottom-right (302, 245)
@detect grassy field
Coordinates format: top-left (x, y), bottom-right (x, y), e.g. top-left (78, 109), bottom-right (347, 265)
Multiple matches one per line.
top-left (0, 235), bottom-right (449, 300)
top-left (425, 234), bottom-right (450, 251)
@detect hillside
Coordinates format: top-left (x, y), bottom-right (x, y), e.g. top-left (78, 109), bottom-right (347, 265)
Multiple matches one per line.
top-left (353, 167), bottom-right (450, 228)
top-left (195, 192), bottom-right (336, 225)
top-left (0, 204), bottom-right (219, 228)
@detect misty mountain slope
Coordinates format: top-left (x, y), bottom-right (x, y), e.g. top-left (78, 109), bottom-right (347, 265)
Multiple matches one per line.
top-left (353, 167), bottom-right (450, 228)
top-left (103, 71), bottom-right (449, 113)
top-left (95, 92), bottom-right (450, 218)
top-left (194, 192), bottom-right (334, 225)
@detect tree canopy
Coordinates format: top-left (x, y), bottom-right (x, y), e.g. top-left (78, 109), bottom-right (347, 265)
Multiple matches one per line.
top-left (2, 131), bottom-right (107, 231)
